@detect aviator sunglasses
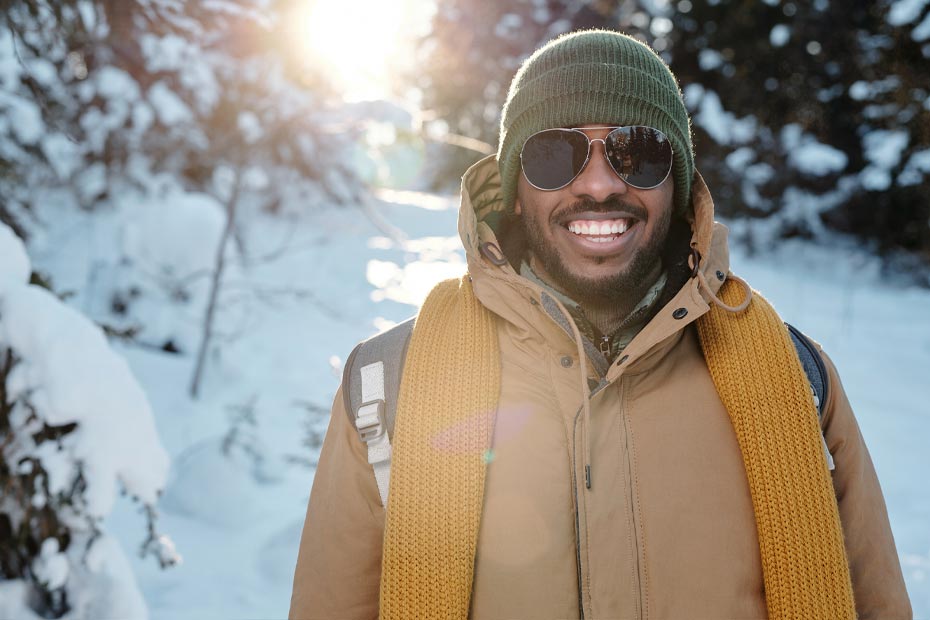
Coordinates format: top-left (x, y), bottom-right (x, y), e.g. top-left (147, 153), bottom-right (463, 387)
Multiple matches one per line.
top-left (520, 126), bottom-right (674, 191)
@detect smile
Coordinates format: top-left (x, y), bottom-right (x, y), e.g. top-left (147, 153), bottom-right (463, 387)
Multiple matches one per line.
top-left (566, 218), bottom-right (633, 242)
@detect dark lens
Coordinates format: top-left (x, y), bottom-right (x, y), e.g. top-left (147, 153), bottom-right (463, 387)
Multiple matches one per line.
top-left (521, 129), bottom-right (590, 190)
top-left (604, 126), bottom-right (673, 189)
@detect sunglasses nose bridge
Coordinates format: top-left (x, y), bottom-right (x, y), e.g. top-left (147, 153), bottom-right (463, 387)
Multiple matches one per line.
top-left (571, 136), bottom-right (631, 200)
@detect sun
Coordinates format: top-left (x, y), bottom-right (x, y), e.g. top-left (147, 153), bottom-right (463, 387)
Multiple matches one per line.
top-left (287, 0), bottom-right (430, 102)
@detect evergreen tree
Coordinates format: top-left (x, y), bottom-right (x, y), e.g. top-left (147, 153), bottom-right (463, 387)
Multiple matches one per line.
top-left (416, 0), bottom-right (930, 268)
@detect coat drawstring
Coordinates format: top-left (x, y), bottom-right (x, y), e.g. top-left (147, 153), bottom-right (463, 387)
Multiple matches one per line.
top-left (690, 247), bottom-right (753, 314)
top-left (546, 293), bottom-right (595, 490)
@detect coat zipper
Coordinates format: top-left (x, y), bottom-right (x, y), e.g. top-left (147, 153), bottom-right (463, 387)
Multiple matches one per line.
top-left (619, 379), bottom-right (644, 619)
top-left (599, 334), bottom-right (612, 359)
top-left (571, 404), bottom-right (586, 619)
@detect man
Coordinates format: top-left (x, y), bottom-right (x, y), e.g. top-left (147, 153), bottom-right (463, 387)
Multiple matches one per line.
top-left (289, 30), bottom-right (911, 620)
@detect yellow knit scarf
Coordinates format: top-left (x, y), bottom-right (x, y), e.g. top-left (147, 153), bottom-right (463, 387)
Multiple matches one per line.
top-left (380, 275), bottom-right (855, 620)
top-left (380, 276), bottom-right (500, 619)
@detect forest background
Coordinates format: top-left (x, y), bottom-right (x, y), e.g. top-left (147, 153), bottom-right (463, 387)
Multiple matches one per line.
top-left (1, 0), bottom-right (928, 618)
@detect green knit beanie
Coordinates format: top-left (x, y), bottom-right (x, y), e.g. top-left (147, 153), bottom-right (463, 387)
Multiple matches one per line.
top-left (498, 30), bottom-right (694, 215)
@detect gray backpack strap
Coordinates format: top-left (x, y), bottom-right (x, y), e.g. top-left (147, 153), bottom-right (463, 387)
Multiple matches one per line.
top-left (785, 323), bottom-right (829, 419)
top-left (341, 317), bottom-right (415, 504)
top-left (785, 322), bottom-right (834, 470)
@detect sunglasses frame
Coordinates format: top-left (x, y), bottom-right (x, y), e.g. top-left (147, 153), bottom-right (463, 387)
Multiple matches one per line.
top-left (519, 126), bottom-right (674, 192)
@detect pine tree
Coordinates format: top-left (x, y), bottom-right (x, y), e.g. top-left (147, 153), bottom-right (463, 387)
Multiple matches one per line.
top-left (415, 0), bottom-right (930, 268)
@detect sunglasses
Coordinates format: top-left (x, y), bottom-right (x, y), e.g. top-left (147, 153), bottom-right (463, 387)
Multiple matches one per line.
top-left (520, 126), bottom-right (674, 191)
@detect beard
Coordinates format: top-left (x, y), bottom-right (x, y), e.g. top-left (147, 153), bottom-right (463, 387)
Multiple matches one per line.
top-left (520, 197), bottom-right (672, 306)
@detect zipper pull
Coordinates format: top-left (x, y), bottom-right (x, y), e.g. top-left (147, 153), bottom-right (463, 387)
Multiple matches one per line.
top-left (599, 335), bottom-right (612, 358)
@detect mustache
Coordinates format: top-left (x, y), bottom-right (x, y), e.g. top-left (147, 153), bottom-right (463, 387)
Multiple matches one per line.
top-left (552, 198), bottom-right (648, 223)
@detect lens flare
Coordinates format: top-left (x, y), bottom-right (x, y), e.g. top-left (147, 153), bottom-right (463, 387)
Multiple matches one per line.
top-left (287, 0), bottom-right (430, 101)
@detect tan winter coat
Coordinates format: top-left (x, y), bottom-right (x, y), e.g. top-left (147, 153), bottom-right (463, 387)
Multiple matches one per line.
top-left (289, 155), bottom-right (912, 620)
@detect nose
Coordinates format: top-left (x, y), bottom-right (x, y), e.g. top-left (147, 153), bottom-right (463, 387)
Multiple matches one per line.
top-left (570, 139), bottom-right (628, 203)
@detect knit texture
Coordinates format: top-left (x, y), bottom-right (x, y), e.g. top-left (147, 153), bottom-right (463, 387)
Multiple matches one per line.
top-left (497, 30), bottom-right (694, 214)
top-left (379, 276), bottom-right (500, 620)
top-left (695, 278), bottom-right (856, 620)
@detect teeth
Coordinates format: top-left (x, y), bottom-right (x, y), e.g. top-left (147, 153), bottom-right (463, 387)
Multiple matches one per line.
top-left (567, 218), bottom-right (631, 237)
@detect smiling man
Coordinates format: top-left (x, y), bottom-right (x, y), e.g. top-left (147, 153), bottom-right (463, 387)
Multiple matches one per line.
top-left (289, 30), bottom-right (911, 620)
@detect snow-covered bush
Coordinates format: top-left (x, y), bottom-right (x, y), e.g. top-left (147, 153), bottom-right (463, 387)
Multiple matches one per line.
top-left (0, 222), bottom-right (175, 619)
top-left (2, 0), bottom-right (369, 395)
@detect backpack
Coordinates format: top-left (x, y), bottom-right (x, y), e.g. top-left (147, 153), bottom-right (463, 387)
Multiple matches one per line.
top-left (341, 317), bottom-right (831, 505)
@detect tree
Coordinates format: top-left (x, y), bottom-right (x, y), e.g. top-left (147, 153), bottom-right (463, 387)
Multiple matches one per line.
top-left (0, 222), bottom-right (176, 619)
top-left (415, 0), bottom-right (930, 269)
top-left (1, 0), bottom-right (365, 390)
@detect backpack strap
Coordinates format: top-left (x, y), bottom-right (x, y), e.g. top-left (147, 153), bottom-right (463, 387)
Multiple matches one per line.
top-left (785, 323), bottom-right (829, 419)
top-left (341, 317), bottom-right (415, 505)
top-left (785, 322), bottom-right (834, 470)
top-left (340, 317), bottom-right (833, 503)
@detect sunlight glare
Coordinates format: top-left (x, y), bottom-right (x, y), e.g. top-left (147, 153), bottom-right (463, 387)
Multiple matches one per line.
top-left (290, 0), bottom-right (426, 101)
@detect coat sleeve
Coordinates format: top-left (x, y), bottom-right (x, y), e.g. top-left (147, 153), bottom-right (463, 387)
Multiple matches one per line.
top-left (288, 385), bottom-right (384, 620)
top-left (819, 349), bottom-right (912, 620)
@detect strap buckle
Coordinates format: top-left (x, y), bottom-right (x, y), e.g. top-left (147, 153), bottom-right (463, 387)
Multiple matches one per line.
top-left (356, 400), bottom-right (386, 443)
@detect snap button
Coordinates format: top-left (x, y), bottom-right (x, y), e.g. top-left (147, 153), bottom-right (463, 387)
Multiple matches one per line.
top-left (672, 307), bottom-right (688, 320)
top-left (716, 270), bottom-right (726, 281)
top-left (530, 298), bottom-right (539, 306)
top-left (560, 356), bottom-right (573, 368)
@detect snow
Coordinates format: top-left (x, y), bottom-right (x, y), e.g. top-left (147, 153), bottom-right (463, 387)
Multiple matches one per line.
top-left (122, 190), bottom-right (226, 282)
top-left (495, 13), bottom-right (523, 38)
top-left (684, 85), bottom-right (757, 146)
top-left (864, 129), bottom-right (909, 169)
top-left (888, 0), bottom-right (930, 26)
top-left (782, 124), bottom-right (848, 176)
top-left (237, 110), bottom-right (263, 144)
top-left (32, 539), bottom-right (70, 591)
top-left (860, 129), bottom-right (909, 190)
top-left (698, 49), bottom-right (724, 70)
top-left (849, 77), bottom-right (901, 101)
top-left (786, 141), bottom-right (847, 176)
top-left (3, 93), bottom-right (44, 145)
top-left (0, 221), bottom-right (31, 283)
top-left (914, 12), bottom-right (930, 40)
top-left (770, 24), bottom-right (791, 47)
top-left (95, 66), bottom-right (140, 101)
top-left (41, 133), bottom-right (83, 179)
top-left (1, 167), bottom-right (924, 620)
top-left (148, 81), bottom-right (193, 125)
top-left (0, 281), bottom-right (170, 513)
top-left (0, 28), bottom-right (21, 87)
top-left (899, 147), bottom-right (930, 185)
top-left (27, 57), bottom-right (58, 87)
top-left (3, 73), bottom-right (928, 620)
top-left (16, 187), bottom-right (890, 619)
top-left (1, 216), bottom-right (171, 618)
top-left (161, 437), bottom-right (272, 525)
top-left (649, 16), bottom-right (674, 37)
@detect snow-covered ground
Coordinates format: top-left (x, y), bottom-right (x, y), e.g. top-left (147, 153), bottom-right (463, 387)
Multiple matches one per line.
top-left (24, 187), bottom-right (930, 619)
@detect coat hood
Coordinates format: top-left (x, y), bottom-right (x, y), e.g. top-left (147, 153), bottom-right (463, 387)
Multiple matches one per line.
top-left (456, 154), bottom-right (732, 366)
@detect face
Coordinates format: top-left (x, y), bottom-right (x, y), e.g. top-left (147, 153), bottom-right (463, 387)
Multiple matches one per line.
top-left (515, 125), bottom-right (675, 304)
